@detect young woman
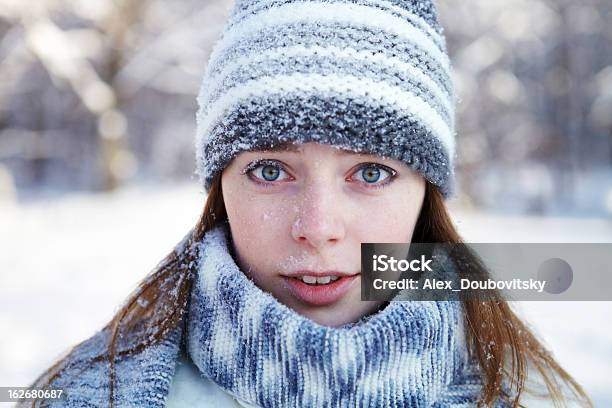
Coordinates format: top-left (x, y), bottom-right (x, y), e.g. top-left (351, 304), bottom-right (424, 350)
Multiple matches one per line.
top-left (25, 0), bottom-right (592, 407)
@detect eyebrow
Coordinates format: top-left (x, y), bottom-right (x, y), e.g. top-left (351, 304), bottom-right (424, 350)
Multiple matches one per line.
top-left (252, 143), bottom-right (362, 156)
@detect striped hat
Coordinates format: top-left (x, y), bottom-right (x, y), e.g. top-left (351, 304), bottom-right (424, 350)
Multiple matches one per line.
top-left (195, 0), bottom-right (457, 198)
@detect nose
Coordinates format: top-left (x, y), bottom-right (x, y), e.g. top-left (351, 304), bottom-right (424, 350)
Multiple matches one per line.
top-left (291, 180), bottom-right (345, 250)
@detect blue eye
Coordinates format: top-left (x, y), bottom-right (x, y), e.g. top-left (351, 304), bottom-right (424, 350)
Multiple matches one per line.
top-left (243, 160), bottom-right (290, 184)
top-left (362, 166), bottom-right (380, 182)
top-left (242, 160), bottom-right (396, 189)
top-left (260, 164), bottom-right (280, 181)
top-left (352, 163), bottom-right (396, 188)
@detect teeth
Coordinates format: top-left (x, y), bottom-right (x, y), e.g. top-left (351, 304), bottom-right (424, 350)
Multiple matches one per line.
top-left (302, 275), bottom-right (317, 284)
top-left (317, 276), bottom-right (331, 284)
top-left (300, 275), bottom-right (340, 285)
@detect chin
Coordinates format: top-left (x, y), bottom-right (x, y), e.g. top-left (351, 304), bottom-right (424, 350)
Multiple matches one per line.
top-left (296, 304), bottom-right (362, 328)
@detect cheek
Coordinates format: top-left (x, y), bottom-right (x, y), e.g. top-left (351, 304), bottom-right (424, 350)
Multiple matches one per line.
top-left (224, 173), bottom-right (292, 230)
top-left (227, 199), bottom-right (273, 252)
top-left (227, 193), bottom-right (293, 236)
top-left (351, 194), bottom-right (422, 242)
top-left (225, 191), bottom-right (293, 273)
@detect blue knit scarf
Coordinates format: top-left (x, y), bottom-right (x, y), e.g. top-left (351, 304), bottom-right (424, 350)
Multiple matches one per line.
top-left (40, 223), bottom-right (515, 407)
top-left (184, 223), bottom-right (495, 407)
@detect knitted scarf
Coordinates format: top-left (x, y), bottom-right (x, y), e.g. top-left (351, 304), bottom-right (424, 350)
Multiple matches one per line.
top-left (41, 223), bottom-right (514, 407)
top-left (184, 223), bottom-right (496, 407)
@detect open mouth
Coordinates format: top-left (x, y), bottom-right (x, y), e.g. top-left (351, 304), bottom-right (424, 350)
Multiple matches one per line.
top-left (283, 274), bottom-right (360, 306)
top-left (295, 275), bottom-right (341, 285)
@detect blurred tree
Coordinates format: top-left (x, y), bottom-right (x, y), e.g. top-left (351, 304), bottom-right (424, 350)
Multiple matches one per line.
top-left (0, 0), bottom-right (230, 194)
top-left (439, 0), bottom-right (612, 215)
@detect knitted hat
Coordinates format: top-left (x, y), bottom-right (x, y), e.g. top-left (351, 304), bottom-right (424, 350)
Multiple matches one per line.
top-left (195, 0), bottom-right (457, 198)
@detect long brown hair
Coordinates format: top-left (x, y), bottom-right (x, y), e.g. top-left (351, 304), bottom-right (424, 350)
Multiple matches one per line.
top-left (27, 174), bottom-right (593, 408)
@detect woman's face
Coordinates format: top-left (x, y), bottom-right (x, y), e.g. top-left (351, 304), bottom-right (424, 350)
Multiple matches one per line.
top-left (221, 142), bottom-right (425, 327)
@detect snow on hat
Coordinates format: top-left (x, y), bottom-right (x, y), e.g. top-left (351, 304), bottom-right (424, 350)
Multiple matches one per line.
top-left (195, 0), bottom-right (457, 198)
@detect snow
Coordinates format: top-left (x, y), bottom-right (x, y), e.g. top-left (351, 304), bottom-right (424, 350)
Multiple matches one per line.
top-left (0, 182), bottom-right (610, 406)
top-left (452, 207), bottom-right (612, 406)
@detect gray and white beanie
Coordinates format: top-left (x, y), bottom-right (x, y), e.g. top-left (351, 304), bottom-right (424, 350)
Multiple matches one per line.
top-left (195, 0), bottom-right (457, 198)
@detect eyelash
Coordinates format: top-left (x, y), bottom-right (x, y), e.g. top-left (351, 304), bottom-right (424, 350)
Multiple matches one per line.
top-left (241, 159), bottom-right (397, 189)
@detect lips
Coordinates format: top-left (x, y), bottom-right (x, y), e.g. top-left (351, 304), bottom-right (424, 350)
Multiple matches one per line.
top-left (282, 273), bottom-right (360, 306)
top-left (283, 270), bottom-right (359, 279)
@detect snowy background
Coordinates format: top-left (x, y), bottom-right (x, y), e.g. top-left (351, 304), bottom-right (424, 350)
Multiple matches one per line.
top-left (1, 0), bottom-right (612, 406)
